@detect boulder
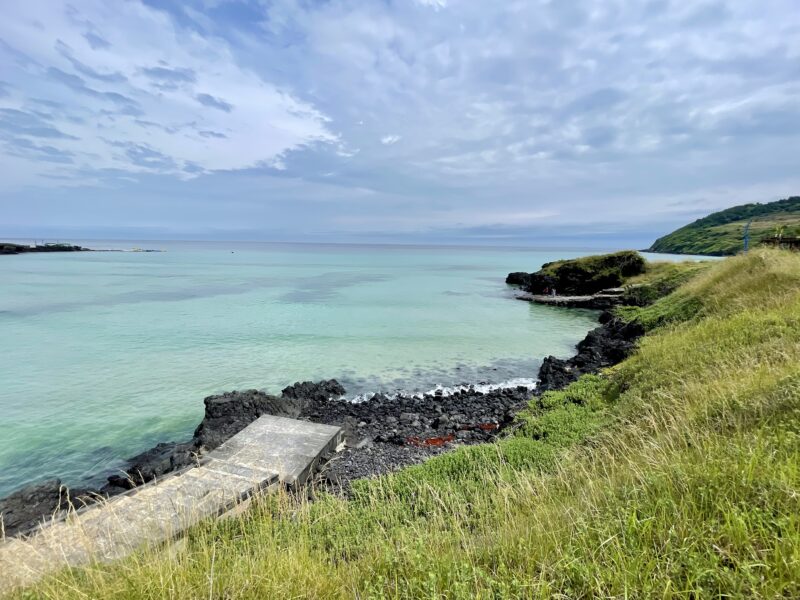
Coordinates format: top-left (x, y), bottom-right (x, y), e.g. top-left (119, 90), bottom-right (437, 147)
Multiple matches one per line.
top-left (194, 389), bottom-right (300, 451)
top-left (281, 379), bottom-right (345, 402)
top-left (0, 480), bottom-right (70, 537)
top-left (505, 272), bottom-right (530, 286)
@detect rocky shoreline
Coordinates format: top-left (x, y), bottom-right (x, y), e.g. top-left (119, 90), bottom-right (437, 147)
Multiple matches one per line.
top-left (1, 242), bottom-right (91, 255)
top-left (0, 286), bottom-right (644, 539)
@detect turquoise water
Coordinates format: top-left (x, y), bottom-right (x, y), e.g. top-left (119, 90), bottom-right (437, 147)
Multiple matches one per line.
top-left (0, 242), bottom-right (685, 496)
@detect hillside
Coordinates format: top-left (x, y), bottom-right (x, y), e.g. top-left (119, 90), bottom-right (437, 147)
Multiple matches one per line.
top-left (12, 248), bottom-right (800, 598)
top-left (648, 195), bottom-right (800, 255)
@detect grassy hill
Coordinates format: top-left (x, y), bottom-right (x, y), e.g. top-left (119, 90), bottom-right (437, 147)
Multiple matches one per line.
top-left (649, 195), bottom-right (800, 255)
top-left (12, 249), bottom-right (800, 598)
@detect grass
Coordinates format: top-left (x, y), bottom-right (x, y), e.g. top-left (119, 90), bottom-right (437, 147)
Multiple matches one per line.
top-left (648, 195), bottom-right (800, 256)
top-left (10, 249), bottom-right (800, 599)
top-left (671, 213), bottom-right (800, 256)
top-left (621, 259), bottom-right (711, 307)
top-left (528, 250), bottom-right (646, 295)
top-left (618, 248), bottom-right (800, 330)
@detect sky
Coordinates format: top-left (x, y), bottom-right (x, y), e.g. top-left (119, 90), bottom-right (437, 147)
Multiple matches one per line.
top-left (1, 0), bottom-right (799, 246)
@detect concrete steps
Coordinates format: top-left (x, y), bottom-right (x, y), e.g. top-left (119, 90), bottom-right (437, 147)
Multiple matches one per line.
top-left (0, 416), bottom-right (343, 593)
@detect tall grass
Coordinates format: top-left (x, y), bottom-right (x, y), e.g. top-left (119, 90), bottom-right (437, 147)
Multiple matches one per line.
top-left (11, 249), bottom-right (800, 599)
top-left (621, 259), bottom-right (710, 307)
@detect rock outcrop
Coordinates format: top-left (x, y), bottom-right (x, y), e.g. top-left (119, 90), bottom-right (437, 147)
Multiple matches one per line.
top-left (0, 480), bottom-right (96, 537)
top-left (537, 313), bottom-right (644, 392)
top-left (507, 251), bottom-right (645, 296)
top-left (1, 243), bottom-right (89, 255)
top-left (505, 272), bottom-right (530, 286)
top-left (109, 380), bottom-right (347, 491)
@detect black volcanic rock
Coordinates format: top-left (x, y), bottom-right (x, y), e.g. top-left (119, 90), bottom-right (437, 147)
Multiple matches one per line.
top-left (537, 317), bottom-right (644, 392)
top-left (0, 479), bottom-right (96, 537)
top-left (282, 379), bottom-right (346, 403)
top-left (126, 379), bottom-right (347, 485)
top-left (104, 442), bottom-right (196, 490)
top-left (507, 251), bottom-right (645, 296)
top-left (1, 242), bottom-right (90, 255)
top-left (505, 272), bottom-right (530, 286)
top-left (0, 480), bottom-right (65, 536)
top-left (194, 390), bottom-right (296, 450)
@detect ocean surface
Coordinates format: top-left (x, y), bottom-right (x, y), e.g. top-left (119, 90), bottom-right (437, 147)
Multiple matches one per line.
top-left (0, 241), bottom-right (696, 496)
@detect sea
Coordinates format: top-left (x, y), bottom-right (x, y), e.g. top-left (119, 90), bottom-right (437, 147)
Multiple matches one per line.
top-left (0, 241), bottom-right (702, 496)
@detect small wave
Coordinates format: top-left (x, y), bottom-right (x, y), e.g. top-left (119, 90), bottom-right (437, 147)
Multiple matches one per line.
top-left (346, 377), bottom-right (538, 403)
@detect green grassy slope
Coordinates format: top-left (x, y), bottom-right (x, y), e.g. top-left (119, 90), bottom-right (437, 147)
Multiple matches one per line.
top-left (649, 196), bottom-right (800, 256)
top-left (13, 249), bottom-right (800, 599)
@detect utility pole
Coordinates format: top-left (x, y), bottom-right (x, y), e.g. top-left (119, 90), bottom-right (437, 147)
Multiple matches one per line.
top-left (743, 219), bottom-right (753, 253)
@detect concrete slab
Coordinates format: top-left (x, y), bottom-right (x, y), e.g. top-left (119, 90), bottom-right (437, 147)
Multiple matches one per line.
top-left (0, 416), bottom-right (343, 593)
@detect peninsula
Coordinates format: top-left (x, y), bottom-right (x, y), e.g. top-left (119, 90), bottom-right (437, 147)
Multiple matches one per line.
top-left (0, 242), bottom-right (91, 255)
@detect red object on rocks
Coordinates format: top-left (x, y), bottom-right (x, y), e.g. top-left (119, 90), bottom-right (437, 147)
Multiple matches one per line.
top-left (406, 434), bottom-right (455, 447)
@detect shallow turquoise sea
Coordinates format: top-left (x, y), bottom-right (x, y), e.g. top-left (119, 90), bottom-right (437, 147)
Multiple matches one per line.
top-left (0, 242), bottom-right (694, 496)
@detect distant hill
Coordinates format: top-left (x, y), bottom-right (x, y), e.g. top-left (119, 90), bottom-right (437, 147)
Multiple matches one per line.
top-left (648, 196), bottom-right (800, 256)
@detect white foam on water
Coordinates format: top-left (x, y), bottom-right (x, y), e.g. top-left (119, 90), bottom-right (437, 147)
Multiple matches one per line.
top-left (346, 377), bottom-right (538, 403)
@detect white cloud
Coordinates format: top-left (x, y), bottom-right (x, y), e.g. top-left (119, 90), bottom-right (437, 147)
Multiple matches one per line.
top-left (414, 0), bottom-right (447, 9)
top-left (3, 0), bottom-right (800, 240)
top-left (0, 0), bottom-right (336, 183)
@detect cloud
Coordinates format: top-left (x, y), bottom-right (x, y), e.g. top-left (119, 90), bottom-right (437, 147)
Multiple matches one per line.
top-left (198, 130), bottom-right (227, 139)
top-left (83, 30), bottom-right (110, 50)
top-left (55, 40), bottom-right (126, 82)
top-left (564, 88), bottom-right (627, 115)
top-left (3, 137), bottom-right (75, 163)
top-left (1, 0), bottom-right (799, 242)
top-left (681, 1), bottom-right (731, 28)
top-left (117, 142), bottom-right (178, 170)
top-left (46, 66), bottom-right (141, 114)
top-left (415, 0), bottom-right (447, 9)
top-left (142, 65), bottom-right (196, 90)
top-left (0, 0), bottom-right (336, 183)
top-left (0, 108), bottom-right (78, 139)
top-left (195, 92), bottom-right (233, 112)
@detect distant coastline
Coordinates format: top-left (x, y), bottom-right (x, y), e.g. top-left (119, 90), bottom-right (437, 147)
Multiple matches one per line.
top-left (1, 242), bottom-right (91, 255)
top-left (1, 242), bottom-right (165, 255)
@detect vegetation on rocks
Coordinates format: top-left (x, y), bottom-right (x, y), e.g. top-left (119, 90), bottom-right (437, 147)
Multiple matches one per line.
top-left (13, 249), bottom-right (800, 599)
top-left (509, 250), bottom-right (646, 295)
top-left (648, 195), bottom-right (800, 256)
top-left (620, 259), bottom-right (711, 307)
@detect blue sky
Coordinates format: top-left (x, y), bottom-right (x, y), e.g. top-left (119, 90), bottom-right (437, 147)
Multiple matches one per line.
top-left (1, 0), bottom-right (799, 246)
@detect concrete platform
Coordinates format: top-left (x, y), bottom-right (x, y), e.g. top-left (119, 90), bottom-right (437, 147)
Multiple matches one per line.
top-left (517, 289), bottom-right (627, 309)
top-left (0, 416), bottom-right (343, 593)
